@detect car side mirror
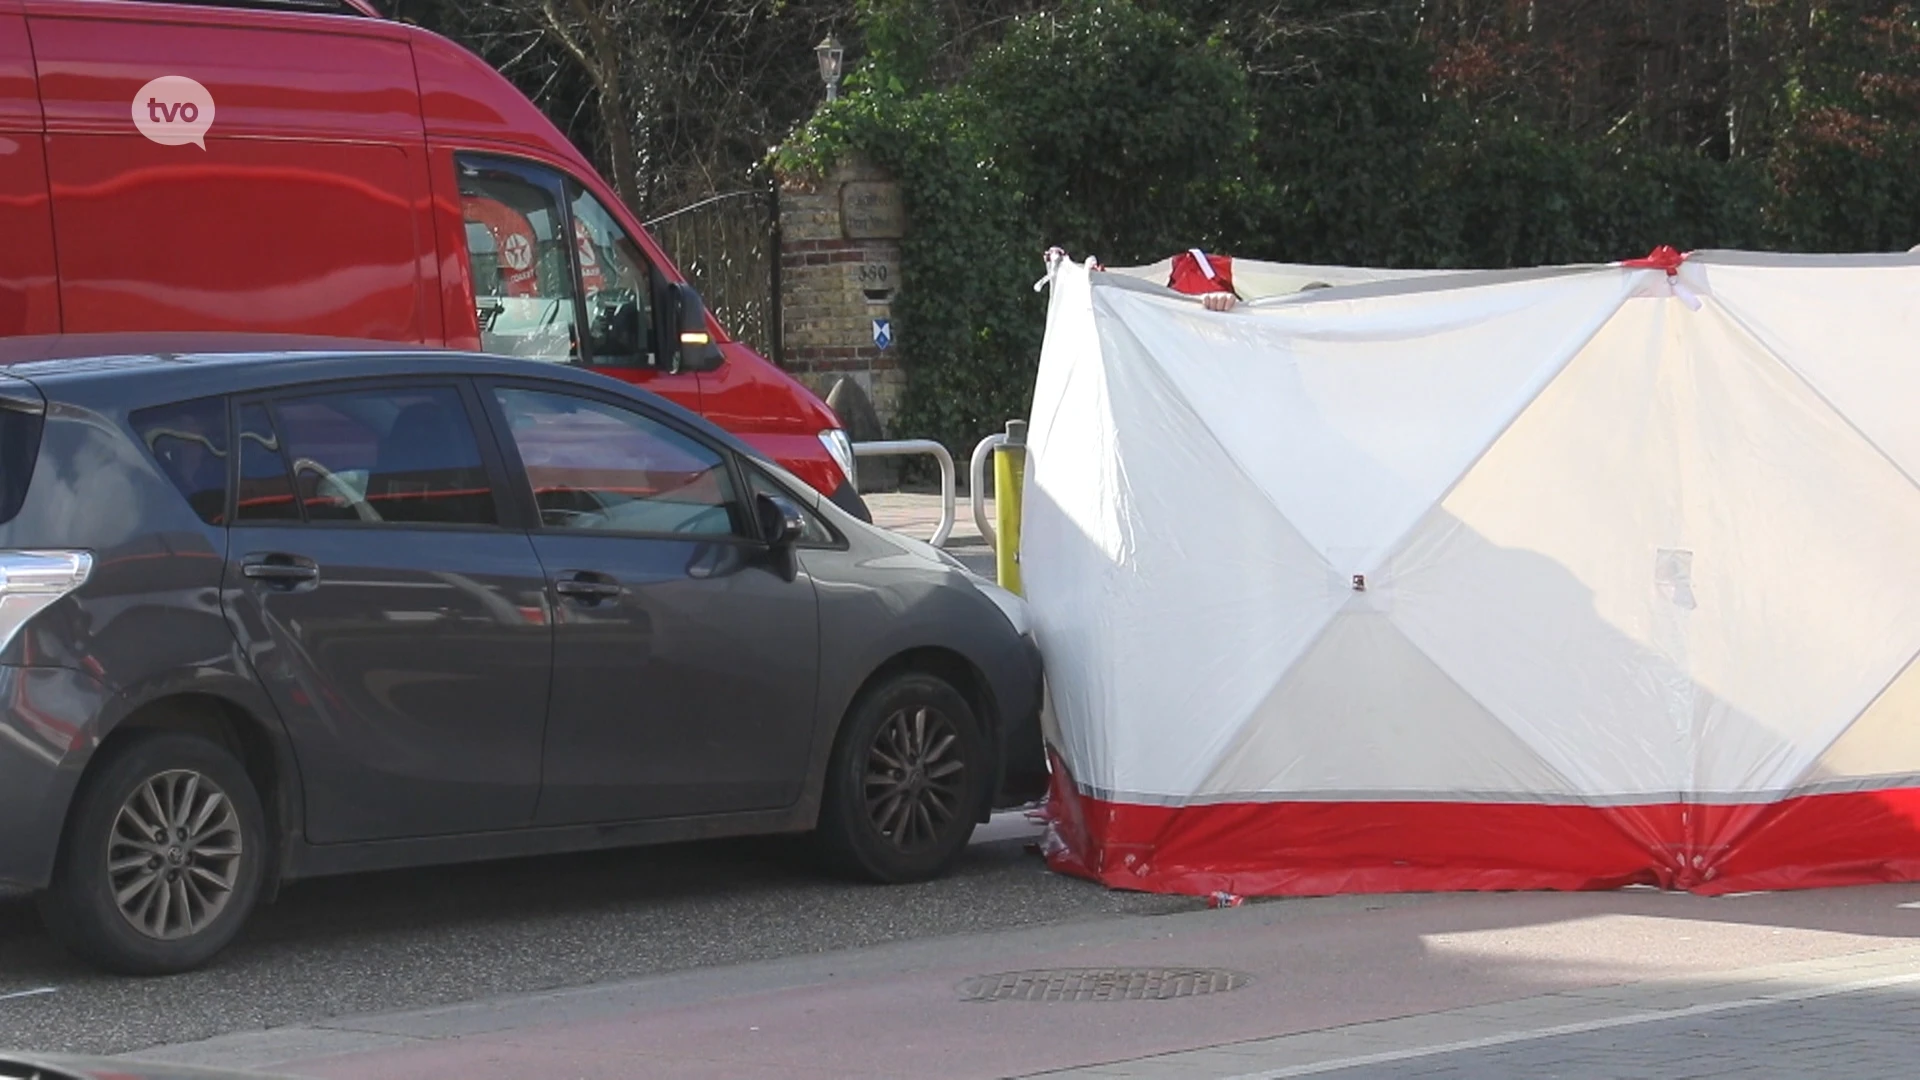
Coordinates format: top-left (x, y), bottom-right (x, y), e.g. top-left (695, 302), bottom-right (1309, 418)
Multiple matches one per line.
top-left (667, 282), bottom-right (725, 374)
top-left (755, 492), bottom-right (806, 548)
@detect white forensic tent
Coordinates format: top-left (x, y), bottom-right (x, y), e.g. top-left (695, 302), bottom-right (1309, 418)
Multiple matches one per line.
top-left (1025, 249), bottom-right (1920, 897)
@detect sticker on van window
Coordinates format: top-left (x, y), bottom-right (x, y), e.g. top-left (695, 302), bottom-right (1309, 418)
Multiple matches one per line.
top-left (502, 232), bottom-right (534, 272)
top-left (463, 195), bottom-right (542, 298)
top-left (575, 219), bottom-right (606, 293)
top-left (133, 76), bottom-right (216, 150)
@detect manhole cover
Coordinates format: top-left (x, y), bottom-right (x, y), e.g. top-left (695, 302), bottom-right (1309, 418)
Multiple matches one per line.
top-left (958, 967), bottom-right (1253, 1002)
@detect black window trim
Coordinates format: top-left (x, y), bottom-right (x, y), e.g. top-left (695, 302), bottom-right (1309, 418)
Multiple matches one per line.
top-left (476, 375), bottom-right (773, 546)
top-left (227, 375), bottom-right (523, 534)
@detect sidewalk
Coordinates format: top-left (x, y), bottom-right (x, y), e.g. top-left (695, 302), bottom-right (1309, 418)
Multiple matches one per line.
top-left (123, 877), bottom-right (1920, 1079)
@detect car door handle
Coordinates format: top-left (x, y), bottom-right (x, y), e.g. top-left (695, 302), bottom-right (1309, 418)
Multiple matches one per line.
top-left (553, 574), bottom-right (621, 602)
top-left (242, 555), bottom-right (319, 588)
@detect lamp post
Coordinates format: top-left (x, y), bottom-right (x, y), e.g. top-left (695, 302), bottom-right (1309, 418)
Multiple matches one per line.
top-left (815, 33), bottom-right (844, 102)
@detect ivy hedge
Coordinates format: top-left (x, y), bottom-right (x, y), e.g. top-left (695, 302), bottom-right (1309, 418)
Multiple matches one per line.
top-left (774, 0), bottom-right (1920, 457)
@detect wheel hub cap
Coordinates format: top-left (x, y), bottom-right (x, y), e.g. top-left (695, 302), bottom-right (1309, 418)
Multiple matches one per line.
top-left (863, 705), bottom-right (966, 855)
top-left (107, 768), bottom-right (244, 941)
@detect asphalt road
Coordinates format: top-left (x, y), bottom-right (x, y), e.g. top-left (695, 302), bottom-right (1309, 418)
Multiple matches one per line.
top-left (0, 818), bottom-right (1195, 1059)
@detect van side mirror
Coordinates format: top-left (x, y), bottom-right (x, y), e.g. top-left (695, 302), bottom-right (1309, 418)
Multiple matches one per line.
top-left (666, 282), bottom-right (725, 374)
top-left (755, 492), bottom-right (806, 548)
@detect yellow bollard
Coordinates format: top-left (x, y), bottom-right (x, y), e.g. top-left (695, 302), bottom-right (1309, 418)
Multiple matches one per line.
top-left (994, 419), bottom-right (1026, 595)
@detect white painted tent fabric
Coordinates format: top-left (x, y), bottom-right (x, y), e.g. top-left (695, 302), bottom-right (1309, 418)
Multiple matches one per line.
top-left (1026, 249), bottom-right (1920, 897)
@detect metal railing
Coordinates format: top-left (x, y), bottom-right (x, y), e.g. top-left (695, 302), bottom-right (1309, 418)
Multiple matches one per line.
top-left (856, 426), bottom-right (1025, 569)
top-left (970, 433), bottom-right (1007, 550)
top-left (852, 440), bottom-right (956, 547)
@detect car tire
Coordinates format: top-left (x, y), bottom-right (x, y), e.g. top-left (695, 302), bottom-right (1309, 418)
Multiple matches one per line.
top-left (818, 673), bottom-right (987, 883)
top-left (38, 731), bottom-right (267, 976)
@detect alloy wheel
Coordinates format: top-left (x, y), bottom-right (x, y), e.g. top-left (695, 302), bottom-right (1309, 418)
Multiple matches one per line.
top-left (864, 704), bottom-right (967, 854)
top-left (106, 769), bottom-right (245, 940)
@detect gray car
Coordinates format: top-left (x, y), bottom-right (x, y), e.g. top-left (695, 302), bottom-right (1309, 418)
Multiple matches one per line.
top-left (0, 333), bottom-right (1048, 976)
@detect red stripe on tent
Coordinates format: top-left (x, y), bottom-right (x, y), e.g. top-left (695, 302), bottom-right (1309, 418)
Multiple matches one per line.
top-left (1041, 755), bottom-right (1920, 897)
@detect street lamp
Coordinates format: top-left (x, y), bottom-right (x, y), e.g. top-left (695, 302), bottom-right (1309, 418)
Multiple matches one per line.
top-left (816, 33), bottom-right (844, 102)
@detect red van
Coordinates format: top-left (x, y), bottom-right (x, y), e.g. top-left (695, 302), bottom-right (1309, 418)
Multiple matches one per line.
top-left (0, 0), bottom-right (870, 519)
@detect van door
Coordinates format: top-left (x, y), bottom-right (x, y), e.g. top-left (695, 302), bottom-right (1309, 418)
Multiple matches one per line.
top-left (0, 10), bottom-right (56, 335)
top-left (27, 5), bottom-right (437, 340)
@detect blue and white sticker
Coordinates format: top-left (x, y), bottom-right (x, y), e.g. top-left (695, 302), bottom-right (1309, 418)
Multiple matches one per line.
top-left (872, 318), bottom-right (893, 349)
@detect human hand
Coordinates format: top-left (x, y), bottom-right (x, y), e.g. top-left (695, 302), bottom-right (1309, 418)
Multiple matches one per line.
top-left (1201, 292), bottom-right (1237, 311)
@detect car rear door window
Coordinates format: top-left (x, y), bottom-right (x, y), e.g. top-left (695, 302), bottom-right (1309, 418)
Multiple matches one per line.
top-left (492, 387), bottom-right (741, 536)
top-left (131, 396), bottom-right (229, 526)
top-left (271, 386), bottom-right (499, 527)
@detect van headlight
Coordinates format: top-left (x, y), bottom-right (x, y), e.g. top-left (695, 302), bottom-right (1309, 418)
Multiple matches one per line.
top-left (819, 429), bottom-right (857, 488)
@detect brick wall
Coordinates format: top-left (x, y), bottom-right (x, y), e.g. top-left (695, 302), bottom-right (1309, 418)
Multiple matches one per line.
top-left (777, 156), bottom-right (908, 432)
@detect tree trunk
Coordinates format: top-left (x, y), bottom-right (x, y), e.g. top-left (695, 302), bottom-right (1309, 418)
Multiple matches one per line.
top-left (538, 0), bottom-right (645, 212)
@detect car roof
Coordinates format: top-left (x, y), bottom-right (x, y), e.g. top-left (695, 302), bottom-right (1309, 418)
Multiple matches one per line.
top-left (0, 332), bottom-right (430, 367)
top-left (0, 334), bottom-right (766, 462)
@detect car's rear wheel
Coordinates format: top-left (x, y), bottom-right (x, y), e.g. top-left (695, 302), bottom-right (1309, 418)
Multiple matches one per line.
top-left (39, 731), bottom-right (266, 975)
top-left (819, 673), bottom-right (987, 883)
